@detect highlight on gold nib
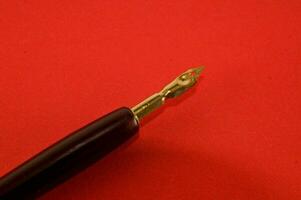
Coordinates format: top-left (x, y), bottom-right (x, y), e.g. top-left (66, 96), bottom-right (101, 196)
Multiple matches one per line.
top-left (131, 67), bottom-right (204, 121)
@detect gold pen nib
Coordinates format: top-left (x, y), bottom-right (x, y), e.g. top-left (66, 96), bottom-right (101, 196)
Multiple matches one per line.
top-left (131, 66), bottom-right (204, 121)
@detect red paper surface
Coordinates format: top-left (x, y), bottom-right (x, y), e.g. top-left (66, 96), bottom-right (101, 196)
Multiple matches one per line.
top-left (0, 1), bottom-right (300, 199)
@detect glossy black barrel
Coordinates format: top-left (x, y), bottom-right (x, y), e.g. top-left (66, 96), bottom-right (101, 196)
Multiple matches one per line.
top-left (0, 107), bottom-right (139, 199)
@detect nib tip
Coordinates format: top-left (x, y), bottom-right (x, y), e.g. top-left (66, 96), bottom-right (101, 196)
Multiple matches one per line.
top-left (186, 66), bottom-right (205, 79)
top-left (194, 66), bottom-right (205, 75)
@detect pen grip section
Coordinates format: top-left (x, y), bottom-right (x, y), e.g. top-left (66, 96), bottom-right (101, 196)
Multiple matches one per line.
top-left (0, 107), bottom-right (139, 199)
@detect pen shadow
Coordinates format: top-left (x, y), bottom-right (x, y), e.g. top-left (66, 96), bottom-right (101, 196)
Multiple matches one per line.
top-left (41, 138), bottom-right (272, 200)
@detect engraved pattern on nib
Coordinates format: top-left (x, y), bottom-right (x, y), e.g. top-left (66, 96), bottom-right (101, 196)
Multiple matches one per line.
top-left (131, 66), bottom-right (204, 121)
top-left (161, 66), bottom-right (204, 98)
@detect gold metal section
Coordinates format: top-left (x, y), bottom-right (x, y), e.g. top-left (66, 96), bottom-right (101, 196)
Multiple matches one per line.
top-left (131, 67), bottom-right (204, 121)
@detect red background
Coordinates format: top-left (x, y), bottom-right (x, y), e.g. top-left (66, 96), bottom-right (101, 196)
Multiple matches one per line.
top-left (0, 1), bottom-right (300, 199)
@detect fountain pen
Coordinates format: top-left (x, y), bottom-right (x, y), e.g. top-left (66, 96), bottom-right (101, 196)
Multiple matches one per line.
top-left (0, 67), bottom-right (204, 199)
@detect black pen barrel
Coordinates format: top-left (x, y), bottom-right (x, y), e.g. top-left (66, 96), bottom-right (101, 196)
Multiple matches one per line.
top-left (0, 107), bottom-right (139, 199)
